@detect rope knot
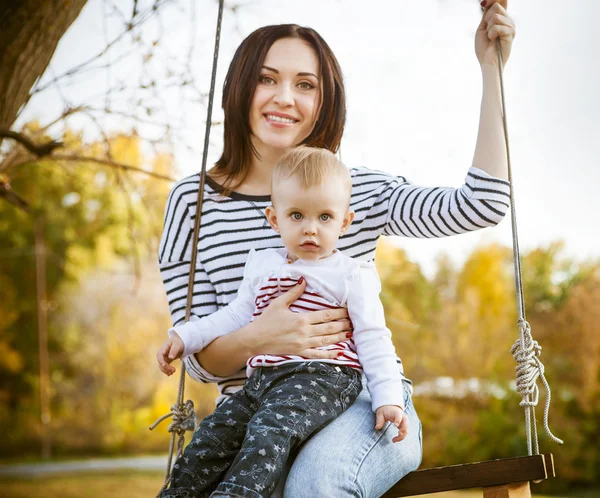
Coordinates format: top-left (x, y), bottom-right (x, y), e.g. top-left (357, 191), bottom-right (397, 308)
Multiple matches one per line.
top-left (510, 320), bottom-right (542, 405)
top-left (149, 399), bottom-right (196, 434)
top-left (168, 400), bottom-right (197, 435)
top-left (510, 319), bottom-right (563, 446)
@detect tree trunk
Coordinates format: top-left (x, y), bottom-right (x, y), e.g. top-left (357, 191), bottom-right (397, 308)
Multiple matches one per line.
top-left (0, 0), bottom-right (88, 130)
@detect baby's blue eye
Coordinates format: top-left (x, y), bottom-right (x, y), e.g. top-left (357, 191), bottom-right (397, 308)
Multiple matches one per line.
top-left (320, 214), bottom-right (331, 221)
top-left (292, 213), bottom-right (302, 220)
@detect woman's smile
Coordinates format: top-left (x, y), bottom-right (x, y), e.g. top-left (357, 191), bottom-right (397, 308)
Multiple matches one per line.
top-left (264, 112), bottom-right (299, 127)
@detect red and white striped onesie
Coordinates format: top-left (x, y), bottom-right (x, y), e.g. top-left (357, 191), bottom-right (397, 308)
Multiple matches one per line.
top-left (170, 248), bottom-right (405, 411)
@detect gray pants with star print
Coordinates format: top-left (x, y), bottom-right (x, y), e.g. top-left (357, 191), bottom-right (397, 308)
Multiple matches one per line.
top-left (161, 361), bottom-right (362, 498)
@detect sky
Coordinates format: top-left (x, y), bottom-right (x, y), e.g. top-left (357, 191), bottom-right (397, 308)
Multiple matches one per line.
top-left (20, 0), bottom-right (600, 277)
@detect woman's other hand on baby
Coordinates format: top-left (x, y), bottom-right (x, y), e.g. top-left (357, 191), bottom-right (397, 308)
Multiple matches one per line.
top-left (252, 276), bottom-right (353, 360)
top-left (375, 405), bottom-right (409, 443)
top-left (156, 333), bottom-right (185, 376)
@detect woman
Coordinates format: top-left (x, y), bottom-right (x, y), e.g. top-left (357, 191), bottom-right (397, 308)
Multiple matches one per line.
top-left (158, 1), bottom-right (515, 496)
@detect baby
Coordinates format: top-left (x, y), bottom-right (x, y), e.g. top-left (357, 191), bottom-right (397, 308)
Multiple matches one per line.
top-left (157, 146), bottom-right (407, 498)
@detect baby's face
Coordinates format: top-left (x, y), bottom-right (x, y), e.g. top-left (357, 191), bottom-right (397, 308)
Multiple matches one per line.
top-left (266, 176), bottom-right (354, 261)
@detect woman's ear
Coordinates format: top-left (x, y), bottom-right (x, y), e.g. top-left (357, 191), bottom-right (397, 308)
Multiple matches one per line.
top-left (340, 210), bottom-right (355, 235)
top-left (265, 205), bottom-right (280, 233)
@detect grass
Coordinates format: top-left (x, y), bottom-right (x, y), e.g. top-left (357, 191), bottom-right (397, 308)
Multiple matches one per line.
top-left (0, 471), bottom-right (596, 498)
top-left (0, 471), bottom-right (166, 498)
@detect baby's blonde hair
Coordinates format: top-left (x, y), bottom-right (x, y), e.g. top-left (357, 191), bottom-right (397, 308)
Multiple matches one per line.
top-left (272, 146), bottom-right (351, 203)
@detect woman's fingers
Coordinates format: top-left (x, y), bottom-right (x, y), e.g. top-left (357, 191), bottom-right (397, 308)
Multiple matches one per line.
top-left (476, 0), bottom-right (515, 65)
top-left (311, 318), bottom-right (352, 335)
top-left (309, 319), bottom-right (351, 341)
top-left (483, 3), bottom-right (515, 34)
top-left (484, 2), bottom-right (509, 23)
top-left (275, 277), bottom-right (307, 307)
top-left (306, 306), bottom-right (349, 325)
top-left (487, 24), bottom-right (514, 42)
top-left (298, 348), bottom-right (340, 360)
top-left (309, 332), bottom-right (349, 349)
top-left (482, 0), bottom-right (508, 11)
top-left (484, 10), bottom-right (515, 30)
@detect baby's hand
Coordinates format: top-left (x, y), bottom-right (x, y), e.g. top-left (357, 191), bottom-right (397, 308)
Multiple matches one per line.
top-left (156, 333), bottom-right (185, 376)
top-left (375, 405), bottom-right (409, 443)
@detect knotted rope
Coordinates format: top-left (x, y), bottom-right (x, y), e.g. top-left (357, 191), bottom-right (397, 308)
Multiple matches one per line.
top-left (149, 397), bottom-right (197, 493)
top-left (510, 319), bottom-right (564, 450)
top-left (149, 399), bottom-right (197, 435)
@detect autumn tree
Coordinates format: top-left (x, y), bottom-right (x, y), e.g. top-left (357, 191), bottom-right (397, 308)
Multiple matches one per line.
top-left (0, 126), bottom-right (175, 455)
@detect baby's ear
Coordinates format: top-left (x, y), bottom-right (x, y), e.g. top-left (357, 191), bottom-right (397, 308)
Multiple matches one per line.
top-left (265, 205), bottom-right (280, 233)
top-left (341, 210), bottom-right (355, 234)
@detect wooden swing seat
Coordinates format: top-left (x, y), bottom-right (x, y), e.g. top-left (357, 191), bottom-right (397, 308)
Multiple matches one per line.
top-left (382, 453), bottom-right (555, 498)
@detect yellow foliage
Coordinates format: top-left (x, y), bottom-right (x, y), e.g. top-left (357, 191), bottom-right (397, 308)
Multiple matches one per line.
top-left (64, 244), bottom-right (94, 279)
top-left (0, 339), bottom-right (24, 373)
top-left (457, 243), bottom-right (513, 320)
top-left (94, 234), bottom-right (117, 268)
top-left (110, 134), bottom-right (142, 168)
top-left (0, 274), bottom-right (18, 330)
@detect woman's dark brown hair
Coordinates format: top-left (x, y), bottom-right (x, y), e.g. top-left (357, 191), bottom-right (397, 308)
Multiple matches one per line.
top-left (211, 24), bottom-right (346, 191)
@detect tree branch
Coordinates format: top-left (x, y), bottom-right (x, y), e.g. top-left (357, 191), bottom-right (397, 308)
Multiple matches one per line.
top-left (0, 177), bottom-right (31, 213)
top-left (48, 154), bottom-right (176, 182)
top-left (0, 129), bottom-right (63, 156)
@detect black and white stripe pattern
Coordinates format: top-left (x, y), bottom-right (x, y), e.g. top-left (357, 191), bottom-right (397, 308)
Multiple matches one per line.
top-left (159, 166), bottom-right (510, 398)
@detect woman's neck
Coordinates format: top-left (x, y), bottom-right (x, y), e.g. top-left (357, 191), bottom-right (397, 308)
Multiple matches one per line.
top-left (246, 142), bottom-right (289, 191)
top-left (242, 158), bottom-right (276, 195)
top-left (229, 147), bottom-right (287, 196)
top-left (210, 143), bottom-right (289, 196)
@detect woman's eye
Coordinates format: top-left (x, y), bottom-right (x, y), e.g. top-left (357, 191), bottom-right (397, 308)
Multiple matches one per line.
top-left (292, 213), bottom-right (302, 220)
top-left (319, 214), bottom-right (331, 221)
top-left (259, 75), bottom-right (275, 85)
top-left (298, 81), bottom-right (314, 90)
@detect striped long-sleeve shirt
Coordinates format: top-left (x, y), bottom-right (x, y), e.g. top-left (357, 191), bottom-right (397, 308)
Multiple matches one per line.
top-left (158, 166), bottom-right (510, 401)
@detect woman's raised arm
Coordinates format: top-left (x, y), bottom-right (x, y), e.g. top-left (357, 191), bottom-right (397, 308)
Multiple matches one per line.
top-left (472, 0), bottom-right (515, 180)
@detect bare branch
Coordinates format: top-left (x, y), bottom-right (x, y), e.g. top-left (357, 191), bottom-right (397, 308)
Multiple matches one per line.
top-left (30, 0), bottom-right (171, 96)
top-left (0, 177), bottom-right (31, 213)
top-left (83, 105), bottom-right (181, 130)
top-left (47, 154), bottom-right (175, 182)
top-left (0, 129), bottom-right (62, 156)
top-left (35, 106), bottom-right (86, 135)
top-left (132, 0), bottom-right (139, 22)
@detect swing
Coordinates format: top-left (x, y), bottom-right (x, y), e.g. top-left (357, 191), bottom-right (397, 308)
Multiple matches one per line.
top-left (150, 2), bottom-right (563, 497)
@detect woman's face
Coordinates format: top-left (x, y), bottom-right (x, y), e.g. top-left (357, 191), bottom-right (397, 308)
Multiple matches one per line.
top-left (249, 37), bottom-right (321, 158)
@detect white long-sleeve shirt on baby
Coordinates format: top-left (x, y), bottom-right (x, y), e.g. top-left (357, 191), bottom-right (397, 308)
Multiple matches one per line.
top-left (169, 248), bottom-right (405, 412)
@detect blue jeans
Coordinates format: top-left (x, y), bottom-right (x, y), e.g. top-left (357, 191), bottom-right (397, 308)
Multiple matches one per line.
top-left (272, 376), bottom-right (422, 498)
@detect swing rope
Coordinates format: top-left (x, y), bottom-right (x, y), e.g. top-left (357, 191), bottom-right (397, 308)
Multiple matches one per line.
top-left (495, 37), bottom-right (563, 452)
top-left (149, 1), bottom-right (225, 495)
